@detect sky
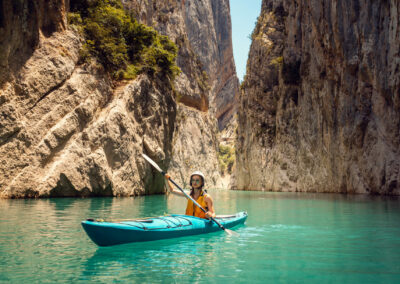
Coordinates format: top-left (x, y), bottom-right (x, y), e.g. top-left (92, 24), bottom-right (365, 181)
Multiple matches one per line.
top-left (230, 0), bottom-right (262, 82)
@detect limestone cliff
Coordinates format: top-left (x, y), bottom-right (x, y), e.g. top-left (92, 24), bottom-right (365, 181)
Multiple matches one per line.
top-left (127, 0), bottom-right (238, 187)
top-left (0, 22), bottom-right (176, 197)
top-left (0, 0), bottom-right (237, 197)
top-left (235, 0), bottom-right (400, 195)
top-left (168, 104), bottom-right (222, 188)
top-left (128, 0), bottom-right (239, 130)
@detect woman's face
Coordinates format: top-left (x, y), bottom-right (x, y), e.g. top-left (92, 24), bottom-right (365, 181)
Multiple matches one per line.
top-left (191, 175), bottom-right (203, 189)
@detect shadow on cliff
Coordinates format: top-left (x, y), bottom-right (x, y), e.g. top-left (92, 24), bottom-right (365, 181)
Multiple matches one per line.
top-left (49, 174), bottom-right (114, 197)
top-left (0, 0), bottom-right (65, 89)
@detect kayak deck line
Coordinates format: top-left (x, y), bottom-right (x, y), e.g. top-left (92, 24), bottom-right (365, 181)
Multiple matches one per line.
top-left (87, 213), bottom-right (248, 224)
top-left (87, 217), bottom-right (156, 223)
top-left (119, 216), bottom-right (194, 230)
top-left (214, 214), bottom-right (239, 219)
top-left (87, 214), bottom-right (238, 225)
top-left (82, 212), bottom-right (248, 246)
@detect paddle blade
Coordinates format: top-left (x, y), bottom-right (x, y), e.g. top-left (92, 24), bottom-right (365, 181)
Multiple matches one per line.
top-left (142, 154), bottom-right (163, 173)
top-left (224, 228), bottom-right (240, 237)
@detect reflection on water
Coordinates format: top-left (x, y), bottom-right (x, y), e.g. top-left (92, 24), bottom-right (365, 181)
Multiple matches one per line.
top-left (82, 234), bottom-right (225, 283)
top-left (0, 191), bottom-right (399, 283)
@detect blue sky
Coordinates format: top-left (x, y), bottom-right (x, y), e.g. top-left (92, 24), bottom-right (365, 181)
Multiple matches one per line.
top-left (230, 0), bottom-right (262, 82)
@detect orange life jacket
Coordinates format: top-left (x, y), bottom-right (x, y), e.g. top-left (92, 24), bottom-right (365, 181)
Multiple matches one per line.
top-left (185, 190), bottom-right (208, 219)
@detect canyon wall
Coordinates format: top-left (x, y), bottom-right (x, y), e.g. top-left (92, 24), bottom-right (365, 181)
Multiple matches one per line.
top-left (0, 0), bottom-right (238, 197)
top-left (235, 0), bottom-right (400, 195)
top-left (129, 0), bottom-right (239, 130)
top-left (0, 16), bottom-right (176, 197)
top-left (128, 0), bottom-right (238, 187)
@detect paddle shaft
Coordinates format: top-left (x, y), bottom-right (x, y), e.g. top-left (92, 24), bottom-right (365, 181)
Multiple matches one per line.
top-left (162, 171), bottom-right (227, 232)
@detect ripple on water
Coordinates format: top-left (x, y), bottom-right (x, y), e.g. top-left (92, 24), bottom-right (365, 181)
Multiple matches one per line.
top-left (1, 193), bottom-right (400, 283)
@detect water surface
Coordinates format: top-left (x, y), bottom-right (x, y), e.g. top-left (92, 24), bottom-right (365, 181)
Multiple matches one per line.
top-left (1, 191), bottom-right (399, 283)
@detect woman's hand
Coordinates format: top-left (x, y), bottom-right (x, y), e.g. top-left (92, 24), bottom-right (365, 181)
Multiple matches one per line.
top-left (205, 211), bottom-right (216, 219)
top-left (164, 174), bottom-right (173, 192)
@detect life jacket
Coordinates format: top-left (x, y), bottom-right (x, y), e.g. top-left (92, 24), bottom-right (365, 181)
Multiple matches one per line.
top-left (185, 190), bottom-right (208, 219)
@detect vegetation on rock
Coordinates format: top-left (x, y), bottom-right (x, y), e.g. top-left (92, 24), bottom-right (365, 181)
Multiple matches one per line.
top-left (68, 0), bottom-right (180, 80)
top-left (218, 144), bottom-right (235, 175)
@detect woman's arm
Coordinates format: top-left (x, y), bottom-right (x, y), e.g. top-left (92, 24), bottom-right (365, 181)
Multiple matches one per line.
top-left (165, 174), bottom-right (186, 197)
top-left (204, 195), bottom-right (216, 218)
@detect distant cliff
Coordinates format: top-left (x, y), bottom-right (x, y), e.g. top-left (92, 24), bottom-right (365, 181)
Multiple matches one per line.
top-left (235, 0), bottom-right (400, 195)
top-left (0, 0), bottom-right (238, 198)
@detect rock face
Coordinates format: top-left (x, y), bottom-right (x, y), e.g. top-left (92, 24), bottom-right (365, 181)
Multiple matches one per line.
top-left (129, 0), bottom-right (239, 130)
top-left (184, 0), bottom-right (239, 130)
top-left (168, 104), bottom-right (223, 189)
top-left (128, 0), bottom-right (239, 187)
top-left (235, 0), bottom-right (400, 195)
top-left (0, 0), bottom-right (238, 197)
top-left (0, 0), bottom-right (67, 87)
top-left (0, 23), bottom-right (176, 197)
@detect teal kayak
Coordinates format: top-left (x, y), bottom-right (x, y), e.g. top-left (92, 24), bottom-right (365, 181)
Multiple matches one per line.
top-left (82, 212), bottom-right (247, 246)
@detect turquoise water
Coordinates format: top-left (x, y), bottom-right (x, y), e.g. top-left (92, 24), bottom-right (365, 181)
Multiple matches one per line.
top-left (1, 190), bottom-right (399, 283)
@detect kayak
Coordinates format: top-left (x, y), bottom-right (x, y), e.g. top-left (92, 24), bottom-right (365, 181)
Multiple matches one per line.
top-left (82, 211), bottom-right (247, 246)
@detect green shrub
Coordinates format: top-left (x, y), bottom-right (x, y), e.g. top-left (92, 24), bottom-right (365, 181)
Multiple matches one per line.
top-left (69, 0), bottom-right (180, 81)
top-left (123, 64), bottom-right (138, 79)
top-left (270, 56), bottom-right (283, 66)
top-left (197, 70), bottom-right (210, 92)
top-left (219, 157), bottom-right (227, 173)
top-left (218, 144), bottom-right (235, 175)
top-left (142, 36), bottom-right (180, 79)
top-left (67, 12), bottom-right (83, 25)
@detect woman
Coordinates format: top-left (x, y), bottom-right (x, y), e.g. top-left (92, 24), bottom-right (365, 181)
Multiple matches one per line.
top-left (165, 171), bottom-right (216, 219)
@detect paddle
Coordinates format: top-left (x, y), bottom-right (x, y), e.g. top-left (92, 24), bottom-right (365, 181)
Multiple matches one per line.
top-left (142, 153), bottom-right (239, 236)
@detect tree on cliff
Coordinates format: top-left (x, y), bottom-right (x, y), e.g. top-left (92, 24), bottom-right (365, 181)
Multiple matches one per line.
top-left (69, 0), bottom-right (180, 81)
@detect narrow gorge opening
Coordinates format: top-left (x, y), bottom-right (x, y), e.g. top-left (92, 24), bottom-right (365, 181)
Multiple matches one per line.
top-left (230, 0), bottom-right (262, 83)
